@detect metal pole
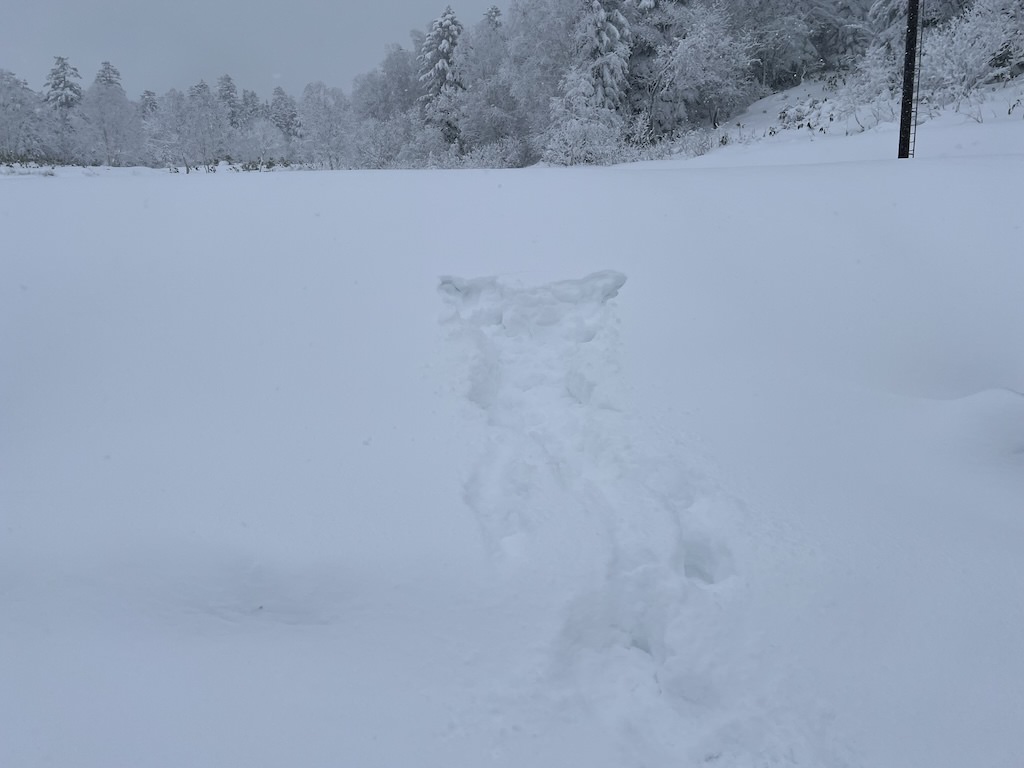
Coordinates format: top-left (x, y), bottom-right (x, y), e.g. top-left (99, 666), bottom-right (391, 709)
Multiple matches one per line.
top-left (898, 0), bottom-right (922, 158)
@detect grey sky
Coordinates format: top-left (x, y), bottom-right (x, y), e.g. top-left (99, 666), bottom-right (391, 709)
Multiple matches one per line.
top-left (2, 0), bottom-right (503, 99)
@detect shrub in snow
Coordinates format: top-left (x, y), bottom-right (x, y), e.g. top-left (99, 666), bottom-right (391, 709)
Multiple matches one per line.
top-left (818, 44), bottom-right (900, 132)
top-left (670, 128), bottom-right (716, 158)
top-left (541, 109), bottom-right (624, 165)
top-left (395, 119), bottom-right (463, 168)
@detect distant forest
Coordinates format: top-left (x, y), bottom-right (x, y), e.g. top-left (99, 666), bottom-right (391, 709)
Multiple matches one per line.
top-left (1, 0), bottom-right (1021, 169)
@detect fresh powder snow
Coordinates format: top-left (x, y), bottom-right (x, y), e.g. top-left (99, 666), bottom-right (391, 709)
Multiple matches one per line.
top-left (2, 89), bottom-right (1023, 768)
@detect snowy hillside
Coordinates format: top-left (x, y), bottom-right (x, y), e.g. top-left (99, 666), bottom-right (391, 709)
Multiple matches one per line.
top-left (2, 94), bottom-right (1023, 768)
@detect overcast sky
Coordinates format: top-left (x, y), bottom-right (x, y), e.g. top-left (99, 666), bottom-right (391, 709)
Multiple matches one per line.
top-left (2, 0), bottom-right (504, 99)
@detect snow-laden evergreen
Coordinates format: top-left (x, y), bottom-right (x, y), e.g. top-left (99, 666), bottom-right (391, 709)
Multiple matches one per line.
top-left (419, 5), bottom-right (465, 99)
top-left (43, 55), bottom-right (83, 164)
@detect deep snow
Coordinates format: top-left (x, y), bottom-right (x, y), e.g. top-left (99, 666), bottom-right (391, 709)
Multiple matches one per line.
top-left (2, 88), bottom-right (1023, 768)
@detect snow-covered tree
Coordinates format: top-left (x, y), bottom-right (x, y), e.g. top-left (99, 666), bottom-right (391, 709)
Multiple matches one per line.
top-left (43, 56), bottom-right (83, 112)
top-left (836, 0), bottom-right (1013, 129)
top-left (656, 3), bottom-right (754, 127)
top-left (622, 0), bottom-right (690, 139)
top-left (869, 0), bottom-right (973, 52)
top-left (185, 80), bottom-right (230, 166)
top-left (544, 0), bottom-right (636, 163)
top-left (144, 80), bottom-right (230, 169)
top-left (350, 110), bottom-right (417, 168)
top-left (574, 0), bottom-right (632, 111)
top-left (80, 62), bottom-right (141, 165)
top-left (0, 70), bottom-right (43, 162)
top-left (217, 74), bottom-right (240, 129)
top-left (144, 88), bottom-right (187, 167)
top-left (138, 90), bottom-right (159, 163)
top-left (542, 66), bottom-right (624, 164)
top-left (419, 5), bottom-right (465, 98)
top-left (751, 12), bottom-right (819, 88)
top-left (456, 6), bottom-right (507, 86)
top-left (139, 90), bottom-right (158, 117)
top-left (483, 5), bottom-right (502, 36)
top-left (18, 0), bottom-right (1014, 170)
top-left (237, 89), bottom-right (265, 129)
top-left (805, 0), bottom-right (872, 69)
top-left (234, 113), bottom-right (290, 168)
top-left (417, 6), bottom-right (466, 147)
top-left (298, 81), bottom-right (353, 168)
top-left (451, 7), bottom-right (527, 160)
top-left (353, 44), bottom-right (420, 123)
top-left (270, 86), bottom-right (300, 143)
top-left (415, 5), bottom-right (464, 148)
top-left (43, 56), bottom-right (83, 163)
top-left (503, 0), bottom-right (588, 149)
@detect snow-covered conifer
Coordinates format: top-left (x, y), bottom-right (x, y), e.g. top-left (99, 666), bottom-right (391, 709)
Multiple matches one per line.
top-left (624, 0), bottom-right (691, 138)
top-left (417, 6), bottom-right (466, 148)
top-left (44, 56), bottom-right (83, 163)
top-left (298, 81), bottom-right (353, 169)
top-left (217, 75), bottom-right (240, 128)
top-left (270, 86), bottom-right (300, 141)
top-left (44, 56), bottom-right (83, 112)
top-left (419, 5), bottom-right (464, 99)
top-left (139, 90), bottom-right (158, 117)
top-left (574, 0), bottom-right (633, 111)
top-left (238, 89), bottom-right (264, 129)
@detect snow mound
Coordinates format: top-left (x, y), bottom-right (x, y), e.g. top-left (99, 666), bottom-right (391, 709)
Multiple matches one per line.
top-left (439, 271), bottom-right (843, 766)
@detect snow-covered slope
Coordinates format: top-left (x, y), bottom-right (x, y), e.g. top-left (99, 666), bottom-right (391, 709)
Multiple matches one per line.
top-left (2, 93), bottom-right (1022, 768)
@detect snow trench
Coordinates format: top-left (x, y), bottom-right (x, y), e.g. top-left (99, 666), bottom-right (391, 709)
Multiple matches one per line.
top-left (439, 271), bottom-right (841, 766)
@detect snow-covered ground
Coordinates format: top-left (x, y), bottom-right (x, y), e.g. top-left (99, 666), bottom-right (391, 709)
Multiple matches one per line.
top-left (2, 89), bottom-right (1023, 768)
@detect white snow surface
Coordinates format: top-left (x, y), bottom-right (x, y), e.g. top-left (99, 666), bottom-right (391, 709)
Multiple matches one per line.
top-left (3, 91), bottom-right (1023, 768)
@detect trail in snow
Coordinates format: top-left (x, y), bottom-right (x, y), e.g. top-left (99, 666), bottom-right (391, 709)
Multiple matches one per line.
top-left (439, 271), bottom-right (850, 766)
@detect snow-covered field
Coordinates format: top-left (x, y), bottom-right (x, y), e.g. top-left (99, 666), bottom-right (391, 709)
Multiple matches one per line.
top-left (3, 91), bottom-right (1023, 768)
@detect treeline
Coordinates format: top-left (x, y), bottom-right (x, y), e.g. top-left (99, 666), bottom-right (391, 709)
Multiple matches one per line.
top-left (1, 0), bottom-right (1020, 170)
